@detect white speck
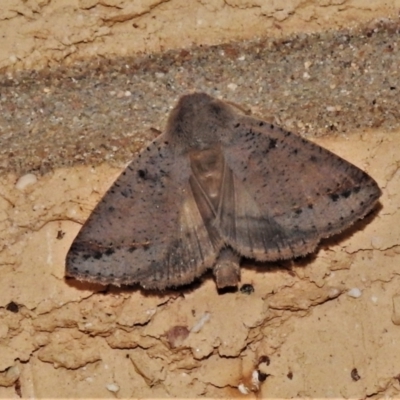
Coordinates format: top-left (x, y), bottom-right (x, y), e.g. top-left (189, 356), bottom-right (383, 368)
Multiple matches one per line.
top-left (237, 55), bottom-right (245, 61)
top-left (15, 173), bottom-right (37, 190)
top-left (328, 287), bottom-right (341, 298)
top-left (326, 105), bottom-right (341, 112)
top-left (347, 288), bottom-right (362, 298)
top-left (371, 235), bottom-right (384, 249)
top-left (9, 55), bottom-right (17, 63)
top-left (155, 72), bottom-right (165, 79)
top-left (124, 90), bottom-right (131, 97)
top-left (191, 312), bottom-right (210, 333)
top-left (84, 322), bottom-right (93, 328)
top-left (303, 71), bottom-right (311, 80)
top-left (227, 83), bottom-right (237, 91)
top-left (251, 369), bottom-right (260, 389)
top-left (145, 308), bottom-right (156, 317)
top-left (238, 383), bottom-right (250, 394)
top-left (304, 61), bottom-right (312, 69)
top-left (85, 377), bottom-right (93, 382)
top-left (106, 383), bottom-right (119, 393)
top-left (371, 295), bottom-right (378, 303)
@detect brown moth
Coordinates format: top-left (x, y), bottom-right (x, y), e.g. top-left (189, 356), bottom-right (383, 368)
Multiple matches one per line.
top-left (66, 93), bottom-right (381, 290)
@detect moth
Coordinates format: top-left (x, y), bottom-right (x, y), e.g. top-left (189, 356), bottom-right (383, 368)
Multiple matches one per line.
top-left (66, 93), bottom-right (381, 290)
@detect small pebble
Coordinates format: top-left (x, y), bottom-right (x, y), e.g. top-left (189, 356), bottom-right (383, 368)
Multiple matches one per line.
top-left (238, 383), bottom-right (250, 394)
top-left (15, 173), bottom-right (37, 190)
top-left (347, 288), bottom-right (362, 298)
top-left (106, 383), bottom-right (119, 392)
top-left (227, 83), bottom-right (238, 91)
top-left (370, 295), bottom-right (378, 303)
top-left (304, 61), bottom-right (312, 69)
top-left (371, 235), bottom-right (384, 249)
top-left (328, 287), bottom-right (341, 298)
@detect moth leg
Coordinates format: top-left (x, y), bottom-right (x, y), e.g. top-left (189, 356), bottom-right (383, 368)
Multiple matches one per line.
top-left (213, 247), bottom-right (241, 289)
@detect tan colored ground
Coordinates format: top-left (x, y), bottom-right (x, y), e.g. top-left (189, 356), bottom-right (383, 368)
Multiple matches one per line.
top-left (1, 130), bottom-right (399, 398)
top-left (1, 1), bottom-right (400, 399)
top-left (1, 0), bottom-right (400, 71)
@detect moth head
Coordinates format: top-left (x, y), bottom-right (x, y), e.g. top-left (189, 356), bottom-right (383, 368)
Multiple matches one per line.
top-left (166, 92), bottom-right (236, 151)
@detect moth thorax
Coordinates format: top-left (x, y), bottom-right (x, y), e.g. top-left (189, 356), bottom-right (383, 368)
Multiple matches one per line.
top-left (189, 145), bottom-right (225, 210)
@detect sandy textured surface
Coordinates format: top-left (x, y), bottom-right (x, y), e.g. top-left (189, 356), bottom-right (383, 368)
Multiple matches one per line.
top-left (1, 1), bottom-right (400, 399)
top-left (1, 19), bottom-right (400, 176)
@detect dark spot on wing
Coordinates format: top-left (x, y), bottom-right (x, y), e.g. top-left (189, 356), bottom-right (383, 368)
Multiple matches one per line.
top-left (341, 189), bottom-right (351, 198)
top-left (93, 251), bottom-right (103, 260)
top-left (330, 193), bottom-right (340, 202)
top-left (268, 138), bottom-right (277, 149)
top-left (138, 169), bottom-right (147, 179)
top-left (120, 189), bottom-right (129, 198)
top-left (105, 248), bottom-right (115, 256)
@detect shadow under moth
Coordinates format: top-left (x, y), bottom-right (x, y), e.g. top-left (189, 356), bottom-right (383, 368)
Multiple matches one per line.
top-left (66, 93), bottom-right (381, 290)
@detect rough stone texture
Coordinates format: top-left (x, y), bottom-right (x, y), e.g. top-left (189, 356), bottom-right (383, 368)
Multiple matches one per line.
top-left (1, 18), bottom-right (400, 176)
top-left (0, 1), bottom-right (400, 398)
top-left (1, 0), bottom-right (399, 72)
